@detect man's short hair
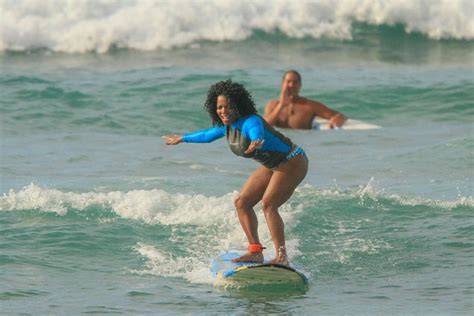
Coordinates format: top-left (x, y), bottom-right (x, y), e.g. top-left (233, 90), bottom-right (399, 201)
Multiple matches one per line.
top-left (283, 70), bottom-right (302, 83)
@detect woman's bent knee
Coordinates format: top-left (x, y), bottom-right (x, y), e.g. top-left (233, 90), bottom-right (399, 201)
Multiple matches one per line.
top-left (234, 194), bottom-right (252, 210)
top-left (261, 197), bottom-right (278, 215)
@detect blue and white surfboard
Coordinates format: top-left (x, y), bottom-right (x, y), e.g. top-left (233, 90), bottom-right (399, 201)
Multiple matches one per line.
top-left (312, 117), bottom-right (381, 130)
top-left (210, 251), bottom-right (308, 289)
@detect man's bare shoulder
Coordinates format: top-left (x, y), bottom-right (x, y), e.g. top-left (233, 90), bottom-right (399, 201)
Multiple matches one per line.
top-left (299, 96), bottom-right (324, 107)
top-left (300, 96), bottom-right (338, 118)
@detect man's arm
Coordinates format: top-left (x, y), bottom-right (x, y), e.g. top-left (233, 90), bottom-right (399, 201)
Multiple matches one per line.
top-left (264, 85), bottom-right (294, 126)
top-left (310, 100), bottom-right (347, 128)
top-left (328, 112), bottom-right (347, 128)
top-left (263, 100), bottom-right (282, 126)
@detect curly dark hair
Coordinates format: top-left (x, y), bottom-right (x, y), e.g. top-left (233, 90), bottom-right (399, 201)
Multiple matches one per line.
top-left (204, 79), bottom-right (257, 126)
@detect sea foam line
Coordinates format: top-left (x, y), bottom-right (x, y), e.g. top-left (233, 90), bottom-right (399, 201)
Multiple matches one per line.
top-left (0, 183), bottom-right (237, 225)
top-left (2, 0), bottom-right (473, 53)
top-left (297, 180), bottom-right (474, 210)
top-left (2, 182), bottom-right (471, 219)
top-left (353, 177), bottom-right (474, 210)
top-left (0, 183), bottom-right (309, 284)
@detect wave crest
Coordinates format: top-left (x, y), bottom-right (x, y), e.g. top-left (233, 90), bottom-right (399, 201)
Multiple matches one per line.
top-left (297, 179), bottom-right (473, 211)
top-left (2, 0), bottom-right (473, 53)
top-left (2, 181), bottom-right (471, 221)
top-left (0, 183), bottom-right (237, 225)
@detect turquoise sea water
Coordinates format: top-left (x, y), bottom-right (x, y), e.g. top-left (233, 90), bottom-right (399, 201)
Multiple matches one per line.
top-left (1, 1), bottom-right (474, 314)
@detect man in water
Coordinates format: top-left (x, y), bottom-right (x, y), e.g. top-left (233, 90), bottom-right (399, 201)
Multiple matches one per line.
top-left (264, 70), bottom-right (347, 129)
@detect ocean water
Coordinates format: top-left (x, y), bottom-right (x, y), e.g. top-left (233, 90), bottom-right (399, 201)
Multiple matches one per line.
top-left (1, 0), bottom-right (473, 314)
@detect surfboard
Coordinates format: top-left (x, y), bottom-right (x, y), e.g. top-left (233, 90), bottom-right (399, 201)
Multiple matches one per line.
top-left (211, 251), bottom-right (308, 290)
top-left (312, 117), bottom-right (381, 130)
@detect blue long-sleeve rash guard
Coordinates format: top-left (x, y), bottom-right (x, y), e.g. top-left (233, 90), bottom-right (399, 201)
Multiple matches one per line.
top-left (182, 115), bottom-right (294, 169)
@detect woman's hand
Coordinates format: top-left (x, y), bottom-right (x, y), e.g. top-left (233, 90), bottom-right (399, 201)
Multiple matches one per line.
top-left (162, 135), bottom-right (183, 145)
top-left (244, 139), bottom-right (265, 154)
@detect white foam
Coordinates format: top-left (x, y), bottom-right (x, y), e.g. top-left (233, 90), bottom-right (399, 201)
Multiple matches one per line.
top-left (0, 183), bottom-right (239, 225)
top-left (0, 183), bottom-right (306, 283)
top-left (130, 242), bottom-right (215, 284)
top-left (354, 177), bottom-right (474, 210)
top-left (297, 180), bottom-right (474, 210)
top-left (2, 182), bottom-right (471, 218)
top-left (2, 182), bottom-right (469, 281)
top-left (2, 0), bottom-right (472, 53)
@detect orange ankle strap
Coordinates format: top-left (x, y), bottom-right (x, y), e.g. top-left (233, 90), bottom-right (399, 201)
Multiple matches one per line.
top-left (248, 243), bottom-right (266, 253)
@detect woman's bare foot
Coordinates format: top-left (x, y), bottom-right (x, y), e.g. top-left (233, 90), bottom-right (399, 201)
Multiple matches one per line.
top-left (270, 253), bottom-right (289, 266)
top-left (232, 252), bottom-right (264, 263)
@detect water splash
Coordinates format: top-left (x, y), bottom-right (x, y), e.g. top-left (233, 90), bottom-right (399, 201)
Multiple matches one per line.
top-left (2, 0), bottom-right (473, 53)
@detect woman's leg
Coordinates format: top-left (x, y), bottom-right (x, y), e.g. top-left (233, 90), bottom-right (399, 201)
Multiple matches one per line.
top-left (261, 154), bottom-right (308, 265)
top-left (233, 165), bottom-right (273, 263)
